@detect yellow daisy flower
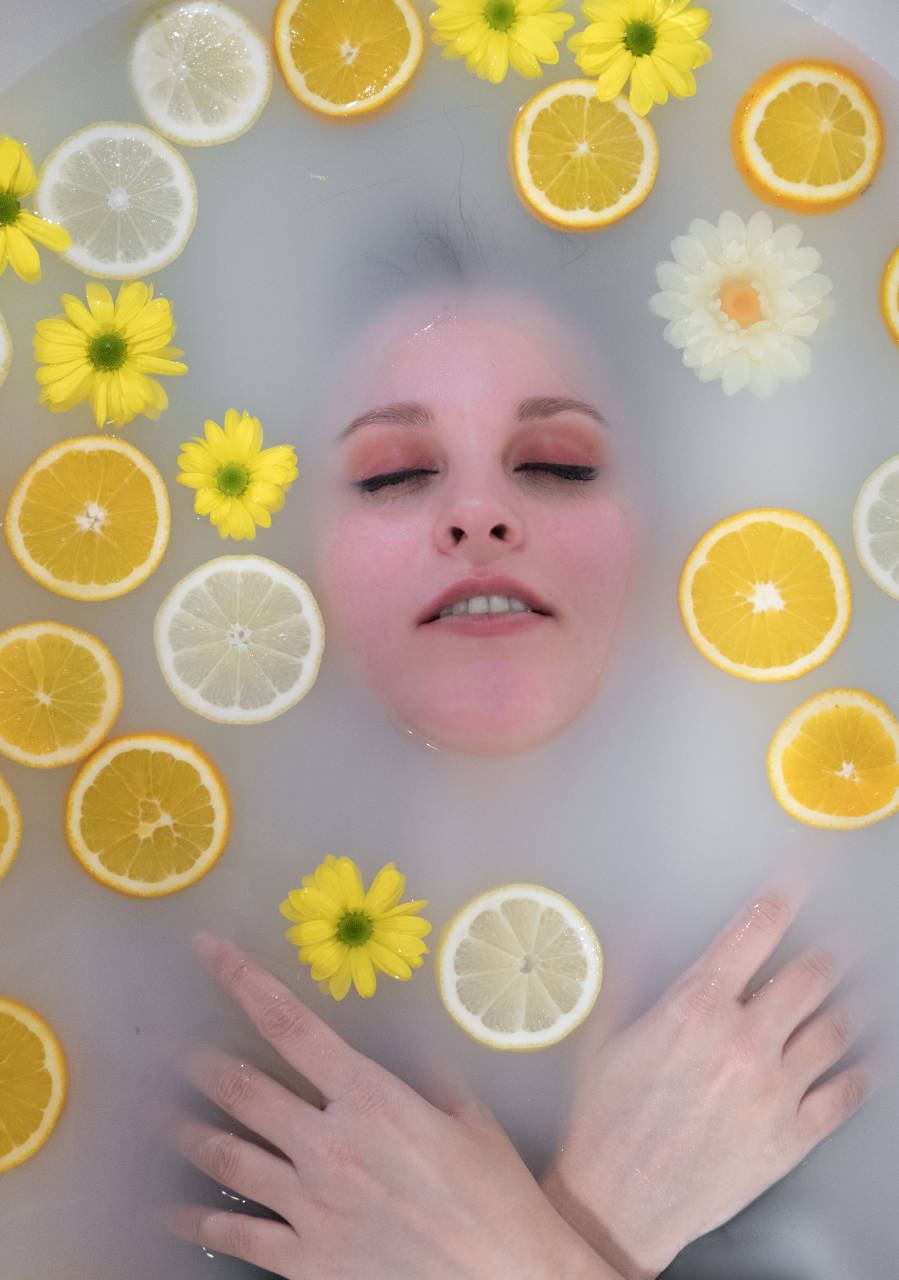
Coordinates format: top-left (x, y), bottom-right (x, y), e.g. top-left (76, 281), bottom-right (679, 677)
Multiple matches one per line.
top-left (430, 0), bottom-right (575, 84)
top-left (570, 0), bottom-right (711, 116)
top-left (0, 136), bottom-right (70, 282)
top-left (34, 281), bottom-right (187, 427)
top-left (280, 856), bottom-right (431, 1000)
top-left (177, 409), bottom-right (298, 541)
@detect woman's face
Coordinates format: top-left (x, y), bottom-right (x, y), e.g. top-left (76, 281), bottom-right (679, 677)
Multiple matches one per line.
top-left (317, 297), bottom-right (633, 755)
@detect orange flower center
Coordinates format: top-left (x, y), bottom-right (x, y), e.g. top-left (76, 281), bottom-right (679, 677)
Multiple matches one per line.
top-left (718, 280), bottom-right (764, 329)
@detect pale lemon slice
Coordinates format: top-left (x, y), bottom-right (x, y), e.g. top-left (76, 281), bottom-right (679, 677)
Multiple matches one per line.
top-left (66, 733), bottom-right (230, 897)
top-left (273, 0), bottom-right (423, 118)
top-left (36, 122), bottom-right (197, 278)
top-left (0, 622), bottom-right (122, 768)
top-left (679, 509), bottom-right (851, 681)
top-left (0, 309), bottom-right (10, 389)
top-left (0, 998), bottom-right (67, 1173)
top-left (768, 689), bottom-right (899, 829)
top-left (437, 884), bottom-right (602, 1051)
top-left (731, 59), bottom-right (883, 214)
top-left (0, 773), bottom-right (22, 884)
top-left (880, 246), bottom-right (899, 349)
top-left (6, 437), bottom-right (170, 601)
top-left (129, 0), bottom-right (272, 146)
top-left (853, 454), bottom-right (899, 600)
top-left (154, 555), bottom-right (324, 724)
top-left (511, 80), bottom-right (658, 231)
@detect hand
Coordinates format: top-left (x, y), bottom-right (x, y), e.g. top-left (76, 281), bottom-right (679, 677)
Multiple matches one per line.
top-left (542, 885), bottom-right (874, 1280)
top-left (163, 933), bottom-right (623, 1280)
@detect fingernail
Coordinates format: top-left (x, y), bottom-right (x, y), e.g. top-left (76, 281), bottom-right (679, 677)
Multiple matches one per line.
top-left (192, 931), bottom-right (225, 968)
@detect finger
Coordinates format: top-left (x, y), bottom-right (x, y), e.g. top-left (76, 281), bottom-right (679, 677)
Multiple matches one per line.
top-left (185, 1045), bottom-right (318, 1149)
top-left (421, 1063), bottom-right (496, 1130)
top-left (161, 1204), bottom-right (299, 1273)
top-left (784, 999), bottom-right (870, 1088)
top-left (694, 873), bottom-right (814, 996)
top-left (170, 1113), bottom-right (295, 1216)
top-left (797, 1062), bottom-right (875, 1152)
top-left (193, 932), bottom-right (371, 1102)
top-left (747, 943), bottom-right (850, 1041)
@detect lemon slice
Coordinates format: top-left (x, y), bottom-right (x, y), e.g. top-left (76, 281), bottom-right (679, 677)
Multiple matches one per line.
top-left (0, 774), bottom-right (22, 885)
top-left (731, 59), bottom-right (883, 214)
top-left (680, 509), bottom-right (851, 681)
top-left (0, 998), bottom-right (67, 1173)
top-left (768, 689), bottom-right (899, 829)
top-left (36, 122), bottom-right (197, 278)
top-left (273, 0), bottom-right (423, 119)
top-left (853, 454), bottom-right (899, 599)
top-left (129, 0), bottom-right (272, 146)
top-left (0, 622), bottom-right (122, 769)
top-left (6, 437), bottom-right (170, 602)
top-left (880, 246), bottom-right (899, 349)
top-left (510, 80), bottom-right (658, 231)
top-left (154, 555), bottom-right (325, 724)
top-left (66, 732), bottom-right (230, 897)
top-left (437, 884), bottom-right (602, 1051)
top-left (0, 309), bottom-right (10, 389)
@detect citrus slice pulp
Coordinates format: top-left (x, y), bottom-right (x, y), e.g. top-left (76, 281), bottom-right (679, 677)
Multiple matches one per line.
top-left (66, 733), bottom-right (230, 897)
top-left (273, 0), bottom-right (423, 118)
top-left (679, 509), bottom-right (851, 681)
top-left (768, 689), bottom-right (899, 829)
top-left (0, 310), bottom-right (10, 389)
top-left (0, 622), bottom-right (121, 768)
top-left (853, 453), bottom-right (899, 599)
top-left (437, 884), bottom-right (602, 1051)
top-left (5, 437), bottom-right (170, 601)
top-left (154, 555), bottom-right (325, 724)
top-left (731, 59), bottom-right (883, 214)
top-left (880, 246), bottom-right (899, 348)
top-left (0, 773), bottom-right (22, 884)
top-left (510, 80), bottom-right (658, 231)
top-left (129, 0), bottom-right (272, 146)
top-left (0, 998), bottom-right (66, 1173)
top-left (36, 122), bottom-right (197, 277)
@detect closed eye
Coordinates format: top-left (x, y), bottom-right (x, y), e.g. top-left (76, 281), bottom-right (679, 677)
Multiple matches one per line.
top-left (515, 463), bottom-right (598, 482)
top-left (356, 468), bottom-right (439, 494)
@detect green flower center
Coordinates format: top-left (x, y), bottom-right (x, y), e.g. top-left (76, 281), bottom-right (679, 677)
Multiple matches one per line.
top-left (336, 911), bottom-right (374, 947)
top-left (484, 0), bottom-right (516, 32)
top-left (88, 332), bottom-right (128, 371)
top-left (0, 191), bottom-right (21, 226)
top-left (624, 19), bottom-right (657, 56)
top-left (216, 463), bottom-right (251, 497)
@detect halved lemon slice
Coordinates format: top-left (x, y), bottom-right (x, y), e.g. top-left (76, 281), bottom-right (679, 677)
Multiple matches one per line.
top-left (36, 122), bottom-right (197, 278)
top-left (680, 509), bottom-right (851, 681)
top-left (0, 309), bottom-right (10, 389)
top-left (273, 0), bottom-right (423, 118)
top-left (853, 454), bottom-right (899, 599)
top-left (6, 437), bottom-right (170, 601)
top-left (66, 733), bottom-right (230, 897)
top-left (0, 774), bottom-right (22, 884)
top-left (0, 998), bottom-right (66, 1173)
top-left (768, 689), bottom-right (899, 829)
top-left (129, 0), bottom-right (272, 146)
top-left (437, 884), bottom-right (602, 1051)
top-left (154, 555), bottom-right (325, 724)
top-left (880, 246), bottom-right (899, 349)
top-left (0, 622), bottom-right (122, 768)
top-left (731, 59), bottom-right (883, 214)
top-left (511, 80), bottom-right (658, 231)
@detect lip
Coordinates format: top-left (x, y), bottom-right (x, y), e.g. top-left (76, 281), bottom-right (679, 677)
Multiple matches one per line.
top-left (417, 577), bottom-right (553, 626)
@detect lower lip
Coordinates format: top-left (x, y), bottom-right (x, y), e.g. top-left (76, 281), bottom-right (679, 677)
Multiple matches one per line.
top-left (421, 612), bottom-right (550, 637)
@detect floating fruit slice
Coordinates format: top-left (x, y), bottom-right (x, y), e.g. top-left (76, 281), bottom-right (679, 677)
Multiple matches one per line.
top-left (0, 774), bottom-right (22, 884)
top-left (510, 80), bottom-right (658, 231)
top-left (768, 689), bottom-right (899, 829)
top-left (679, 509), bottom-right (851, 681)
top-left (0, 309), bottom-right (9, 389)
top-left (731, 59), bottom-right (883, 214)
top-left (129, 0), bottom-right (272, 145)
top-left (0, 998), bottom-right (67, 1173)
top-left (273, 0), bottom-right (423, 118)
top-left (154, 555), bottom-right (324, 724)
top-left (36, 122), bottom-right (197, 278)
top-left (437, 884), bottom-right (602, 1051)
top-left (880, 246), bottom-right (899, 348)
top-left (66, 733), bottom-right (230, 897)
top-left (853, 454), bottom-right (899, 599)
top-left (6, 437), bottom-right (170, 601)
top-left (0, 622), bottom-right (122, 768)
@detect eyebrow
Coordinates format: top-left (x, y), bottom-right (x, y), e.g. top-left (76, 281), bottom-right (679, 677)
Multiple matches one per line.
top-left (516, 396), bottom-right (606, 427)
top-left (339, 394), bottom-right (606, 440)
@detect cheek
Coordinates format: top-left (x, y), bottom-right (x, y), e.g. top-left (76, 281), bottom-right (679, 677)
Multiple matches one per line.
top-left (319, 512), bottom-right (424, 647)
top-left (542, 501), bottom-right (634, 625)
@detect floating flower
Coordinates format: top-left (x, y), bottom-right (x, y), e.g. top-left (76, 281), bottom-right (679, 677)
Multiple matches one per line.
top-left (177, 410), bottom-right (298, 540)
top-left (570, 0), bottom-right (710, 116)
top-left (0, 136), bottom-right (70, 282)
top-left (649, 210), bottom-right (833, 398)
top-left (430, 0), bottom-right (575, 84)
top-left (34, 281), bottom-right (186, 427)
top-left (280, 856), bottom-right (431, 1000)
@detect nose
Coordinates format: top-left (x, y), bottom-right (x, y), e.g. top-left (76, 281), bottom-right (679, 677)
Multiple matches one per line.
top-left (434, 490), bottom-right (524, 560)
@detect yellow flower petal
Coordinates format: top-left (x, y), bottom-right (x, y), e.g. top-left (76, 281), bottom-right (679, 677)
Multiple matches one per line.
top-left (85, 282), bottom-right (115, 328)
top-left (16, 209), bottom-right (70, 251)
top-left (366, 940), bottom-right (412, 981)
top-left (363, 862), bottom-right (405, 916)
top-left (334, 857), bottom-right (365, 910)
top-left (112, 281), bottom-right (151, 328)
top-left (61, 294), bottom-right (101, 336)
top-left (5, 225), bottom-right (41, 281)
top-left (0, 137), bottom-right (36, 195)
top-left (350, 948), bottom-right (377, 997)
top-left (328, 961), bottom-right (354, 1001)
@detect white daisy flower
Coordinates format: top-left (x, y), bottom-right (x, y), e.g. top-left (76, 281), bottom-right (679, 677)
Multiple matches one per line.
top-left (649, 210), bottom-right (833, 398)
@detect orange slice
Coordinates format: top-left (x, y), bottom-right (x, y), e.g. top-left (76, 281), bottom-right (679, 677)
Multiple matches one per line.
top-left (273, 0), bottom-right (423, 118)
top-left (0, 998), bottom-right (67, 1173)
top-left (511, 80), bottom-right (658, 231)
top-left (768, 689), bottom-right (899, 829)
top-left (66, 733), bottom-right (230, 897)
top-left (731, 59), bottom-right (883, 214)
top-left (880, 246), bottom-right (899, 348)
top-left (0, 773), bottom-right (22, 884)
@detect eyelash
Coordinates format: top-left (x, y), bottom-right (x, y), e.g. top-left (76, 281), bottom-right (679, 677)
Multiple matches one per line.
top-left (356, 463), bottom-right (598, 494)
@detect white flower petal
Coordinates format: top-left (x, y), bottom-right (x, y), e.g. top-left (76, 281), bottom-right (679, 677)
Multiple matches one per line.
top-left (771, 223), bottom-right (804, 255)
top-left (656, 261), bottom-right (689, 291)
top-left (721, 352), bottom-right (752, 395)
top-left (688, 218), bottom-right (721, 255)
top-left (746, 211), bottom-right (774, 248)
top-left (695, 355), bottom-right (728, 382)
top-left (717, 210), bottom-right (747, 246)
top-left (749, 364), bottom-right (779, 398)
top-left (671, 234), bottom-right (708, 273)
top-left (649, 290), bottom-right (688, 319)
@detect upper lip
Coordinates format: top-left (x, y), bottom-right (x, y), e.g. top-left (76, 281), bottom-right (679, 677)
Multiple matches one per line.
top-left (418, 577), bottom-right (553, 624)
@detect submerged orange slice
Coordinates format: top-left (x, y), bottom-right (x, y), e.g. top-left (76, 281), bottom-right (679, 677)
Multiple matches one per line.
top-left (0, 998), bottom-right (67, 1173)
top-left (880, 246), bottom-right (899, 348)
top-left (0, 773), bottom-right (22, 884)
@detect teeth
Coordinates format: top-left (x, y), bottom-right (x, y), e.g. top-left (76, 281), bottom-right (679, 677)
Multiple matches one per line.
top-left (439, 595), bottom-right (534, 618)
